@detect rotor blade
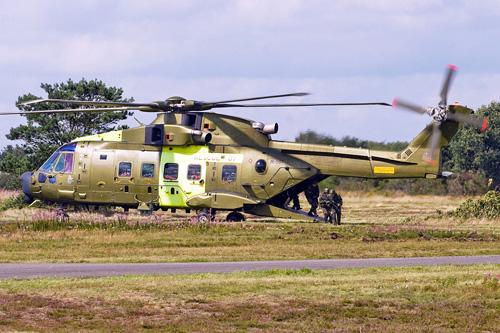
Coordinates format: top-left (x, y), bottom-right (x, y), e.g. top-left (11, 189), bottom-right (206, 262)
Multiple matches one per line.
top-left (0, 107), bottom-right (139, 115)
top-left (392, 97), bottom-right (428, 114)
top-left (439, 65), bottom-right (458, 107)
top-left (423, 123), bottom-right (442, 164)
top-left (447, 111), bottom-right (488, 132)
top-left (211, 102), bottom-right (391, 108)
top-left (18, 99), bottom-right (160, 109)
top-left (203, 92), bottom-right (309, 105)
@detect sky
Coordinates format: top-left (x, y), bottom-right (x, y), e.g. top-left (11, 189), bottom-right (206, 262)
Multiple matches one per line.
top-left (1, 0), bottom-right (499, 150)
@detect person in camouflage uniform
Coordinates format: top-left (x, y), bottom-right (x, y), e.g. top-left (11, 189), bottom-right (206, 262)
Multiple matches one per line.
top-left (305, 181), bottom-right (319, 216)
top-left (331, 189), bottom-right (343, 225)
top-left (319, 188), bottom-right (334, 223)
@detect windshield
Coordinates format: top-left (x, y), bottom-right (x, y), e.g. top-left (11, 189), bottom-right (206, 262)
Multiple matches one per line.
top-left (38, 142), bottom-right (77, 173)
top-left (39, 152), bottom-right (60, 172)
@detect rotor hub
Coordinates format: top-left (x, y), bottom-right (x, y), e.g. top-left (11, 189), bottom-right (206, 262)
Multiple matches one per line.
top-left (426, 106), bottom-right (448, 124)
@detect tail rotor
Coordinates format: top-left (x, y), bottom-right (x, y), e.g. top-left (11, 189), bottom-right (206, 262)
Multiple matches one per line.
top-left (392, 65), bottom-right (488, 163)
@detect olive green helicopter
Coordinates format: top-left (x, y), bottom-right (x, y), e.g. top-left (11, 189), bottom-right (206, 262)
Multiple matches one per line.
top-left (2, 65), bottom-right (488, 222)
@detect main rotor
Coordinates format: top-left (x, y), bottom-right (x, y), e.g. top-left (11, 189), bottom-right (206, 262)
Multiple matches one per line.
top-left (2, 92), bottom-right (390, 115)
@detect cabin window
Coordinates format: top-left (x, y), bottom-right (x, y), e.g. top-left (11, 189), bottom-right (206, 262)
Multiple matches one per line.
top-left (221, 165), bottom-right (237, 183)
top-left (54, 153), bottom-right (74, 173)
top-left (118, 162), bottom-right (132, 177)
top-left (163, 163), bottom-right (178, 180)
top-left (39, 152), bottom-right (60, 172)
top-left (141, 163), bottom-right (155, 178)
top-left (187, 164), bottom-right (201, 180)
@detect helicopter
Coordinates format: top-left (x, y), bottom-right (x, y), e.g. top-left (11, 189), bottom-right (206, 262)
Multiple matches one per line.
top-left (3, 65), bottom-right (488, 222)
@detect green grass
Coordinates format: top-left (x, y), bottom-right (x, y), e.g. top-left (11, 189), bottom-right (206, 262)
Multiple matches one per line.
top-left (1, 222), bottom-right (500, 263)
top-left (1, 195), bottom-right (500, 263)
top-left (1, 265), bottom-right (500, 331)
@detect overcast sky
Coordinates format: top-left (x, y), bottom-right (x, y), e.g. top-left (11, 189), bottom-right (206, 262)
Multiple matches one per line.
top-left (1, 0), bottom-right (499, 150)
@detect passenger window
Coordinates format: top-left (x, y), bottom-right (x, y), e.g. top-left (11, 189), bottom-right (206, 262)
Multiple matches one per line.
top-left (118, 162), bottom-right (132, 177)
top-left (222, 165), bottom-right (237, 183)
top-left (187, 164), bottom-right (201, 180)
top-left (141, 163), bottom-right (155, 178)
top-left (164, 163), bottom-right (178, 180)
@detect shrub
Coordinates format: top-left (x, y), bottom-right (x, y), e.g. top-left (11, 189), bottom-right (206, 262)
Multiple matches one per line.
top-left (2, 193), bottom-right (27, 211)
top-left (449, 190), bottom-right (500, 219)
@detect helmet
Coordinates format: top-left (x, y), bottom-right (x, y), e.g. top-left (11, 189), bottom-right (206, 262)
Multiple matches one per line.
top-left (323, 188), bottom-right (329, 193)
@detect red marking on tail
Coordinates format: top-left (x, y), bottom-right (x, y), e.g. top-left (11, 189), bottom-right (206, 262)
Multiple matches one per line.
top-left (447, 64), bottom-right (458, 71)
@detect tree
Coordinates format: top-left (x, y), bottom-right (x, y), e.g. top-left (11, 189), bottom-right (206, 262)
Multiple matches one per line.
top-left (0, 78), bottom-right (134, 181)
top-left (443, 101), bottom-right (500, 189)
top-left (0, 145), bottom-right (30, 189)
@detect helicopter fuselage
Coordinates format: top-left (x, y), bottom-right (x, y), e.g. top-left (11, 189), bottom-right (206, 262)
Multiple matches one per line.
top-left (21, 106), bottom-right (469, 220)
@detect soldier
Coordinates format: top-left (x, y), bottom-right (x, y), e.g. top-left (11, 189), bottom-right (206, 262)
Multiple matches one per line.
top-left (305, 181), bottom-right (319, 216)
top-left (331, 189), bottom-right (343, 225)
top-left (319, 188), bottom-right (333, 223)
top-left (284, 188), bottom-right (301, 210)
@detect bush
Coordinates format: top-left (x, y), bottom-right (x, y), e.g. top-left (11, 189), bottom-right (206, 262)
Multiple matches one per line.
top-left (449, 191), bottom-right (500, 219)
top-left (2, 193), bottom-right (27, 211)
top-left (0, 172), bottom-right (21, 190)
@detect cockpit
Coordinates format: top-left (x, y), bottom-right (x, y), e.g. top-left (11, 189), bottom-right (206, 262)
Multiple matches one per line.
top-left (38, 142), bottom-right (77, 173)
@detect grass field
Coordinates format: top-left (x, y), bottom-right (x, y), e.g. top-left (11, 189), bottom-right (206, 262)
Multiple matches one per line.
top-left (0, 194), bottom-right (499, 263)
top-left (1, 193), bottom-right (500, 331)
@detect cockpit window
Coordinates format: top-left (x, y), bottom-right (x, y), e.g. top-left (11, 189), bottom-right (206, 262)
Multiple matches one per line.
top-left (54, 153), bottom-right (74, 173)
top-left (39, 152), bottom-right (60, 172)
top-left (39, 143), bottom-right (77, 173)
top-left (58, 142), bottom-right (77, 152)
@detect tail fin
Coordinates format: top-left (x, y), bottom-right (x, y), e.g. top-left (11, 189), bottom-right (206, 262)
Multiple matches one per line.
top-left (403, 105), bottom-right (473, 164)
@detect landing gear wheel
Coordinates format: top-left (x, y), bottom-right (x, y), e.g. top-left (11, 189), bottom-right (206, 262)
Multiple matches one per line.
top-left (197, 212), bottom-right (210, 223)
top-left (57, 204), bottom-right (69, 221)
top-left (226, 211), bottom-right (245, 222)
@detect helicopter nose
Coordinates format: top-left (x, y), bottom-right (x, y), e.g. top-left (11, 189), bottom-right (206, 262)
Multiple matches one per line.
top-left (20, 171), bottom-right (34, 204)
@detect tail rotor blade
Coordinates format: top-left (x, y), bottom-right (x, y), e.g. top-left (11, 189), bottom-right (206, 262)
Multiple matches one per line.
top-left (423, 123), bottom-right (442, 164)
top-left (439, 65), bottom-right (458, 107)
top-left (447, 112), bottom-right (488, 132)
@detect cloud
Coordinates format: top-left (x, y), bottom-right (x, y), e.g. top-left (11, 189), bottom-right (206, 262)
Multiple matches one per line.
top-left (0, 0), bottom-right (499, 151)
